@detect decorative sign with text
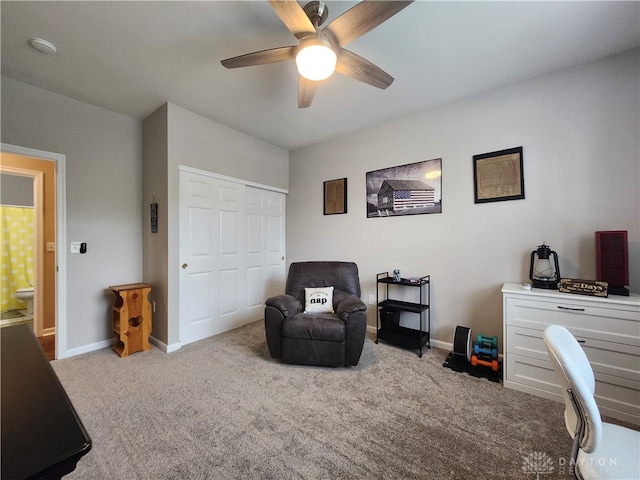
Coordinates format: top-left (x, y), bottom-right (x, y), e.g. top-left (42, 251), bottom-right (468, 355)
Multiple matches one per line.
top-left (559, 278), bottom-right (608, 297)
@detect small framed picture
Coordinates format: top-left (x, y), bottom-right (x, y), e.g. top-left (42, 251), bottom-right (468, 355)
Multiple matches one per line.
top-left (473, 147), bottom-right (524, 203)
top-left (324, 178), bottom-right (347, 215)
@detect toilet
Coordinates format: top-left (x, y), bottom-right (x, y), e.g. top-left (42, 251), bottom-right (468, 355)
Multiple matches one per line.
top-left (15, 287), bottom-right (34, 314)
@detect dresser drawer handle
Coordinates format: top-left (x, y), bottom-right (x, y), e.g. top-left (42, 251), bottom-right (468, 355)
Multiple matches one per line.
top-left (557, 306), bottom-right (585, 312)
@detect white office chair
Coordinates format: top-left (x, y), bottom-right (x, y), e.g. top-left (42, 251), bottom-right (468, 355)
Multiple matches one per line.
top-left (543, 325), bottom-right (640, 480)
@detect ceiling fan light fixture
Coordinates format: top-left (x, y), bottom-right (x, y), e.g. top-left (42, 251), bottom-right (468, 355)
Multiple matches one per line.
top-left (221, 0), bottom-right (413, 107)
top-left (295, 37), bottom-right (336, 81)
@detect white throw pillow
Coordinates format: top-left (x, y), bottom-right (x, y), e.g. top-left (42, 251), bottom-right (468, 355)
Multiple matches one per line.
top-left (304, 286), bottom-right (334, 314)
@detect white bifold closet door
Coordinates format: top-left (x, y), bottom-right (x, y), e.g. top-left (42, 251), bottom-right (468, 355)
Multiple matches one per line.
top-left (179, 169), bottom-right (286, 346)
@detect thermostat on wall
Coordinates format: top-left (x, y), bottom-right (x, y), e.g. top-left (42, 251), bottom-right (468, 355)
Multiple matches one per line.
top-left (70, 242), bottom-right (87, 254)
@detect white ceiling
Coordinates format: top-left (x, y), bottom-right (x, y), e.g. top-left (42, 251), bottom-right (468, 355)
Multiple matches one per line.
top-left (2, 1), bottom-right (639, 151)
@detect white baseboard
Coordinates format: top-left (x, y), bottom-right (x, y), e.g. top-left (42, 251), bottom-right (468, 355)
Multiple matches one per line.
top-left (41, 327), bottom-right (55, 337)
top-left (149, 335), bottom-right (181, 353)
top-left (58, 336), bottom-right (180, 359)
top-left (57, 328), bottom-right (453, 359)
top-left (61, 339), bottom-right (112, 359)
top-left (366, 325), bottom-right (452, 351)
top-left (431, 339), bottom-right (452, 351)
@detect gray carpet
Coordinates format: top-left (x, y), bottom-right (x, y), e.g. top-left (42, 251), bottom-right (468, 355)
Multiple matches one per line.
top-left (52, 321), bottom-right (575, 479)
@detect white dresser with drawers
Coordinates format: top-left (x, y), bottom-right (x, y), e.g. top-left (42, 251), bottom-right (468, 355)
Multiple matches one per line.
top-left (502, 283), bottom-right (640, 425)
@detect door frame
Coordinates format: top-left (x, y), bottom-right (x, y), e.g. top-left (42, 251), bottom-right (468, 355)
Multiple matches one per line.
top-left (0, 166), bottom-right (44, 335)
top-left (179, 165), bottom-right (288, 196)
top-left (1, 144), bottom-right (67, 357)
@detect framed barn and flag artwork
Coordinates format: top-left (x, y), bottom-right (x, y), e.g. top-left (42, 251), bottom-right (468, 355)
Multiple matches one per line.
top-left (366, 158), bottom-right (442, 218)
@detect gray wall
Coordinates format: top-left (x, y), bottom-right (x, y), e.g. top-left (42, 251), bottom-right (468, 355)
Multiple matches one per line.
top-left (1, 77), bottom-right (142, 354)
top-left (141, 104), bottom-right (169, 345)
top-left (1, 173), bottom-right (34, 206)
top-left (287, 49), bottom-right (640, 348)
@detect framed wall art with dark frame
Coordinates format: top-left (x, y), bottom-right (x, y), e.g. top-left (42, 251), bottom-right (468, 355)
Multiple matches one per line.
top-left (324, 178), bottom-right (347, 215)
top-left (473, 146), bottom-right (524, 203)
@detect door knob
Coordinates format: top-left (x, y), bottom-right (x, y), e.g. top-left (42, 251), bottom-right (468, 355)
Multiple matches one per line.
top-left (182, 263), bottom-right (188, 269)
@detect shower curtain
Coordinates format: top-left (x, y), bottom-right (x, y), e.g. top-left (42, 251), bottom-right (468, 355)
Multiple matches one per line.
top-left (0, 206), bottom-right (35, 311)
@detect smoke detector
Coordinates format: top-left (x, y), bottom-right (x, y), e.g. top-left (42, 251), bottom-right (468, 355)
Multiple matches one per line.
top-left (29, 37), bottom-right (57, 54)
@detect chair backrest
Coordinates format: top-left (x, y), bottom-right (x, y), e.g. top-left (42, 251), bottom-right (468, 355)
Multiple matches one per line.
top-left (543, 325), bottom-right (602, 453)
top-left (285, 261), bottom-right (361, 306)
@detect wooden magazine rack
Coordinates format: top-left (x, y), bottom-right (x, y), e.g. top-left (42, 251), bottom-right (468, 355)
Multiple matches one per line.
top-left (110, 283), bottom-right (153, 357)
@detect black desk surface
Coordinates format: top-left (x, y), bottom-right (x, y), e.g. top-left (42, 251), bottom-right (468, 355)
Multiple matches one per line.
top-left (1, 324), bottom-right (91, 480)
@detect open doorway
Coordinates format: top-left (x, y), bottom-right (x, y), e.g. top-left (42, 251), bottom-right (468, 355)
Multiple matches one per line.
top-left (0, 172), bottom-right (37, 330)
top-left (1, 145), bottom-right (65, 360)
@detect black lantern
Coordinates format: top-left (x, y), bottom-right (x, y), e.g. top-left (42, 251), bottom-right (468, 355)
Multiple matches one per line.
top-left (529, 243), bottom-right (560, 289)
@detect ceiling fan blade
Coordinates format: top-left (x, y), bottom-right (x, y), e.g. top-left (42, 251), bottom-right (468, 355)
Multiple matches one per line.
top-left (268, 0), bottom-right (316, 40)
top-left (298, 76), bottom-right (318, 108)
top-left (325, 0), bottom-right (413, 47)
top-left (336, 49), bottom-right (393, 89)
top-left (221, 46), bottom-right (296, 69)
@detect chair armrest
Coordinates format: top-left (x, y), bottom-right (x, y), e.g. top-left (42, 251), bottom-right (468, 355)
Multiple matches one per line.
top-left (265, 294), bottom-right (302, 318)
top-left (336, 296), bottom-right (367, 321)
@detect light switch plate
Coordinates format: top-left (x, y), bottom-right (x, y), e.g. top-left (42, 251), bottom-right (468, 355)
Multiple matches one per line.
top-left (70, 242), bottom-right (82, 254)
top-left (46, 242), bottom-right (56, 252)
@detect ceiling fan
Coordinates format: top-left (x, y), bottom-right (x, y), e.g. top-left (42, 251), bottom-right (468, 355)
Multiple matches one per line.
top-left (221, 0), bottom-right (413, 108)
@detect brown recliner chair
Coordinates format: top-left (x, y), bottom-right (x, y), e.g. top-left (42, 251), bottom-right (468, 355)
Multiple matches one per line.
top-left (264, 261), bottom-right (367, 367)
